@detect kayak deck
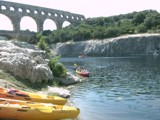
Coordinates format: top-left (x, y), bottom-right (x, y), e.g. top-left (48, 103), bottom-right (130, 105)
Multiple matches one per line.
top-left (0, 98), bottom-right (80, 120)
top-left (0, 87), bottom-right (67, 105)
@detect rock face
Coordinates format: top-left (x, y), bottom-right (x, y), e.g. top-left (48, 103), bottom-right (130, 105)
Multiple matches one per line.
top-left (51, 34), bottom-right (160, 57)
top-left (54, 72), bottom-right (80, 85)
top-left (47, 86), bottom-right (71, 98)
top-left (0, 40), bottom-right (53, 83)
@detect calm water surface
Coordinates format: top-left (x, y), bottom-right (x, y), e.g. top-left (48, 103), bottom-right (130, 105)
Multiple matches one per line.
top-left (60, 56), bottom-right (160, 120)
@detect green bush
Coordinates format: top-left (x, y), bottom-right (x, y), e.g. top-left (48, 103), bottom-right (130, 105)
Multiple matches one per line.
top-left (136, 24), bottom-right (147, 33)
top-left (49, 56), bottom-right (67, 77)
top-left (54, 63), bottom-right (67, 77)
top-left (37, 37), bottom-right (48, 50)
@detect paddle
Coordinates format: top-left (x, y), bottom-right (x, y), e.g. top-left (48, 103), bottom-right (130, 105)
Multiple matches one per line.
top-left (74, 64), bottom-right (85, 69)
top-left (72, 64), bottom-right (78, 70)
top-left (74, 63), bottom-right (78, 67)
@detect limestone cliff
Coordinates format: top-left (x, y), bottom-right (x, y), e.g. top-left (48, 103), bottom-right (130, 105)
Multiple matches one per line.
top-left (51, 34), bottom-right (160, 57)
top-left (0, 40), bottom-right (80, 85)
top-left (0, 40), bottom-right (53, 83)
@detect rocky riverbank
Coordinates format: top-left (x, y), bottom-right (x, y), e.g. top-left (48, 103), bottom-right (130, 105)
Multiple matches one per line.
top-left (51, 33), bottom-right (160, 57)
top-left (1, 33), bottom-right (160, 97)
top-left (0, 39), bottom-right (80, 98)
top-left (0, 78), bottom-right (71, 98)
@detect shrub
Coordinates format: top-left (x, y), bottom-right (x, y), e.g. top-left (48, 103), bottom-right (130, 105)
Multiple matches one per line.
top-left (136, 24), bottom-right (147, 33)
top-left (37, 37), bottom-right (48, 50)
top-left (49, 56), bottom-right (67, 77)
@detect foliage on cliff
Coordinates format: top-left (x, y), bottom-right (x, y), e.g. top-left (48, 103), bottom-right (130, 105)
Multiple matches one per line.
top-left (33, 10), bottom-right (160, 44)
top-left (36, 33), bottom-right (67, 78)
top-left (49, 55), bottom-right (68, 77)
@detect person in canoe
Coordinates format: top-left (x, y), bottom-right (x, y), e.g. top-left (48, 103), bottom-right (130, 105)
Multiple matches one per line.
top-left (77, 66), bottom-right (82, 71)
top-left (76, 66), bottom-right (90, 77)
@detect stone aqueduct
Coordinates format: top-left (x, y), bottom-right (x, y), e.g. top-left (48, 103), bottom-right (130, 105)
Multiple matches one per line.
top-left (0, 0), bottom-right (85, 32)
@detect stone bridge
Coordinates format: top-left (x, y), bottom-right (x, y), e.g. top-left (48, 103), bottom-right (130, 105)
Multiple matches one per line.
top-left (0, 30), bottom-right (36, 42)
top-left (0, 0), bottom-right (85, 32)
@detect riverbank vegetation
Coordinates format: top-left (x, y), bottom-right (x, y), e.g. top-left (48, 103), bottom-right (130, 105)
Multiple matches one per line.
top-left (32, 10), bottom-right (160, 45)
top-left (33, 10), bottom-right (160, 80)
top-left (36, 38), bottom-right (68, 78)
top-left (49, 55), bottom-right (68, 77)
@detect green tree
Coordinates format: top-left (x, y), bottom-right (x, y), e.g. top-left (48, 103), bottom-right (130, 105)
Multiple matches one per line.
top-left (118, 19), bottom-right (134, 34)
top-left (136, 24), bottom-right (147, 33)
top-left (144, 17), bottom-right (152, 29)
top-left (37, 37), bottom-right (48, 51)
top-left (132, 13), bottom-right (146, 25)
top-left (104, 27), bottom-right (120, 38)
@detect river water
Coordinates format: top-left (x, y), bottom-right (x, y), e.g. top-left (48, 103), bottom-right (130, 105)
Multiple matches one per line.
top-left (60, 56), bottom-right (160, 120)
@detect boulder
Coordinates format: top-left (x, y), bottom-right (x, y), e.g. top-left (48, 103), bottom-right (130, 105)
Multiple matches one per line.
top-left (0, 40), bottom-right (53, 83)
top-left (47, 86), bottom-right (71, 98)
top-left (54, 72), bottom-right (80, 85)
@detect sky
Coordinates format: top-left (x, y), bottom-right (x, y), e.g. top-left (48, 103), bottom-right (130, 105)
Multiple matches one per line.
top-left (1, 0), bottom-right (160, 31)
top-left (6, 0), bottom-right (160, 18)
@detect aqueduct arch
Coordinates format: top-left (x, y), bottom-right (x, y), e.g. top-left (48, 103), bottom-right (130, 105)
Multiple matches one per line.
top-left (0, 1), bottom-right (85, 32)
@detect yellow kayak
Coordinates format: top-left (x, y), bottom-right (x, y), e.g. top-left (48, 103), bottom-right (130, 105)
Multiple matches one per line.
top-left (0, 98), bottom-right (80, 120)
top-left (0, 87), bottom-right (67, 105)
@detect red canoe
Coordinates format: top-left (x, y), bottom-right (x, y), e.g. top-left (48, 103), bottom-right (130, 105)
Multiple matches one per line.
top-left (76, 69), bottom-right (90, 77)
